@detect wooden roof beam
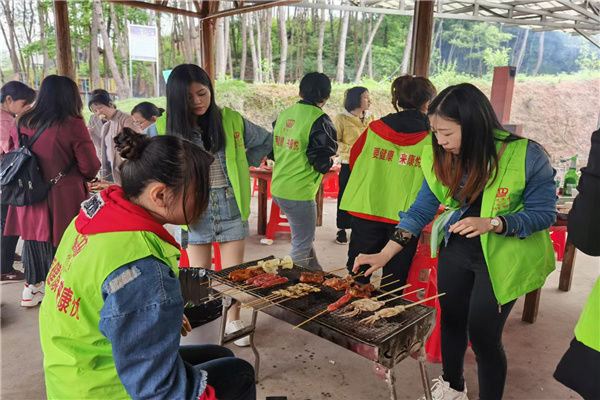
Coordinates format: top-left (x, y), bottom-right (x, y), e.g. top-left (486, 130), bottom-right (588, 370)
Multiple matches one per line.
top-left (110, 1), bottom-right (202, 18)
top-left (199, 0), bottom-right (302, 21)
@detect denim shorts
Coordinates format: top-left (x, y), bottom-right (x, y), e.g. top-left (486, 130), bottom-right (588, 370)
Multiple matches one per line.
top-left (176, 187), bottom-right (249, 246)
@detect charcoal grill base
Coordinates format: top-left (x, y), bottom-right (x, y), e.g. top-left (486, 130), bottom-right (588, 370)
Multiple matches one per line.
top-left (208, 257), bottom-right (436, 400)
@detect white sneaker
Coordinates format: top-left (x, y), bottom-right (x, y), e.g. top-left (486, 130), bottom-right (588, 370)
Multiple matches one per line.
top-left (225, 320), bottom-right (250, 347)
top-left (419, 376), bottom-right (468, 400)
top-left (21, 282), bottom-right (45, 308)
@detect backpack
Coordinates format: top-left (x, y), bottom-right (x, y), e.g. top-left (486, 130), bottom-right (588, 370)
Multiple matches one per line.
top-left (0, 122), bottom-right (75, 206)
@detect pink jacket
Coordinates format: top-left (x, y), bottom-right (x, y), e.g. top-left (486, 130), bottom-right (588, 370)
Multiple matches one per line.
top-left (0, 109), bottom-right (18, 155)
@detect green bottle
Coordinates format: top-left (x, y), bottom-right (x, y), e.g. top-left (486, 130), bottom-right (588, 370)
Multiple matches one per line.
top-left (563, 155), bottom-right (578, 196)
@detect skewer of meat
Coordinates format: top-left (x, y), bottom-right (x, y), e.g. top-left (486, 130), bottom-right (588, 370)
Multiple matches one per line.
top-left (359, 293), bottom-right (446, 326)
top-left (299, 271), bottom-right (326, 284)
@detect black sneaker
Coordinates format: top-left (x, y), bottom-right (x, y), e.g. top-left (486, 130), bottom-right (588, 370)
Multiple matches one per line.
top-left (335, 230), bottom-right (348, 245)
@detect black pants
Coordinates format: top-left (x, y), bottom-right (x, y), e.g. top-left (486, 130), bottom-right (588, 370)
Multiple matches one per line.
top-left (1, 202), bottom-right (19, 275)
top-left (336, 164), bottom-right (352, 230)
top-left (346, 216), bottom-right (419, 291)
top-left (23, 240), bottom-right (56, 285)
top-left (438, 234), bottom-right (516, 400)
top-left (179, 345), bottom-right (256, 400)
top-left (554, 337), bottom-right (600, 399)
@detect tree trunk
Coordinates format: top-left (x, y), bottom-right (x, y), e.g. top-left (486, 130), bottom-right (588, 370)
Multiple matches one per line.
top-left (225, 18), bottom-right (233, 78)
top-left (352, 12), bottom-right (359, 75)
top-left (368, 14), bottom-right (373, 78)
top-left (265, 10), bottom-right (274, 82)
top-left (247, 16), bottom-right (261, 83)
top-left (355, 14), bottom-right (384, 83)
top-left (240, 13), bottom-right (247, 81)
top-left (329, 6), bottom-right (336, 58)
top-left (400, 17), bottom-right (413, 75)
top-left (181, 2), bottom-right (193, 63)
top-left (254, 12), bottom-right (263, 82)
top-left (1, 0), bottom-right (21, 73)
top-left (278, 6), bottom-right (288, 83)
top-left (515, 28), bottom-right (529, 74)
top-left (317, 7), bottom-right (326, 73)
top-left (532, 32), bottom-right (545, 77)
top-left (170, 14), bottom-right (177, 67)
top-left (336, 10), bottom-right (350, 84)
top-left (109, 3), bottom-right (131, 96)
top-left (215, 17), bottom-right (225, 80)
top-left (89, 3), bottom-right (101, 89)
top-left (92, 0), bottom-right (128, 98)
top-left (289, 8), bottom-right (295, 81)
top-left (37, 0), bottom-right (50, 77)
top-left (298, 10), bottom-right (307, 80)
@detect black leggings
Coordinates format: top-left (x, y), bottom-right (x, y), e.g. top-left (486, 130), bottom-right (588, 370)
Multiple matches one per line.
top-left (179, 345), bottom-right (256, 400)
top-left (336, 163), bottom-right (352, 230)
top-left (438, 235), bottom-right (516, 400)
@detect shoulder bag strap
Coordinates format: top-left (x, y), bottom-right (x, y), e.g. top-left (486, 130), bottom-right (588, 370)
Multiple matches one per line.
top-left (19, 122), bottom-right (51, 149)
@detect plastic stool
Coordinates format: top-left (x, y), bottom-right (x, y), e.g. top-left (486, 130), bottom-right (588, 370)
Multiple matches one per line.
top-left (323, 172), bottom-right (340, 198)
top-left (265, 201), bottom-right (291, 240)
top-left (550, 230), bottom-right (567, 261)
top-left (404, 244), bottom-right (438, 302)
top-left (179, 243), bottom-right (222, 271)
top-left (423, 267), bottom-right (442, 363)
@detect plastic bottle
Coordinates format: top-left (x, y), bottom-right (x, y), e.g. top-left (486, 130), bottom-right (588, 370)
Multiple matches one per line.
top-left (563, 155), bottom-right (578, 196)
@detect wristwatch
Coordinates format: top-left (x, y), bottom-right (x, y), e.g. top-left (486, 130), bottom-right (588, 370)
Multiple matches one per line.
top-left (490, 218), bottom-right (501, 229)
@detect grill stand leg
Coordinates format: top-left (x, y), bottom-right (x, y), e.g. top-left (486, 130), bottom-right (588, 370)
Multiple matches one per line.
top-left (218, 297), bottom-right (261, 384)
top-left (373, 364), bottom-right (397, 400)
top-left (418, 347), bottom-right (433, 400)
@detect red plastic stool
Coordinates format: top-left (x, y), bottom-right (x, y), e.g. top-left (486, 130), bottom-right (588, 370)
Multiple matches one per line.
top-left (404, 244), bottom-right (438, 302)
top-left (323, 172), bottom-right (339, 198)
top-left (265, 201), bottom-right (291, 240)
top-left (550, 229), bottom-right (567, 261)
top-left (179, 243), bottom-right (222, 271)
top-left (423, 267), bottom-right (442, 363)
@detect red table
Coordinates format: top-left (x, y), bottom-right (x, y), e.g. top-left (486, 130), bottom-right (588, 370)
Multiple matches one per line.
top-left (249, 165), bottom-right (340, 235)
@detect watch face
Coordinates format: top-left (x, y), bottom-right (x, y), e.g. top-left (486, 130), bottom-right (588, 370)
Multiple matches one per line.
top-left (491, 218), bottom-right (500, 227)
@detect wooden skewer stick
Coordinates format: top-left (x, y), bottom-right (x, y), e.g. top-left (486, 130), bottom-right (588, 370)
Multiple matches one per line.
top-left (208, 280), bottom-right (233, 289)
top-left (213, 285), bottom-right (263, 300)
top-left (404, 293), bottom-right (446, 309)
top-left (368, 274), bottom-right (394, 286)
top-left (201, 276), bottom-right (229, 286)
top-left (374, 284), bottom-right (410, 299)
top-left (198, 284), bottom-right (252, 302)
top-left (255, 296), bottom-right (296, 311)
top-left (243, 294), bottom-right (279, 307)
top-left (375, 279), bottom-right (400, 290)
top-left (326, 266), bottom-right (349, 275)
top-left (400, 288), bottom-right (421, 297)
top-left (293, 308), bottom-right (328, 329)
top-left (243, 294), bottom-right (284, 308)
top-left (292, 257), bottom-right (314, 264)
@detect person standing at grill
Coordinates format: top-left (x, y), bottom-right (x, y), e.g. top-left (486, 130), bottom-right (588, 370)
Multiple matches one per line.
top-left (333, 86), bottom-right (374, 245)
top-left (271, 72), bottom-right (338, 271)
top-left (0, 81), bottom-right (36, 283)
top-left (354, 83), bottom-right (556, 400)
top-left (39, 129), bottom-right (255, 400)
top-left (166, 64), bottom-right (272, 346)
top-left (341, 76), bottom-right (436, 291)
top-left (5, 75), bottom-right (101, 307)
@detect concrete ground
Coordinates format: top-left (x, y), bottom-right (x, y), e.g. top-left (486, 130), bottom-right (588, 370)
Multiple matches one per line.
top-left (1, 196), bottom-right (596, 400)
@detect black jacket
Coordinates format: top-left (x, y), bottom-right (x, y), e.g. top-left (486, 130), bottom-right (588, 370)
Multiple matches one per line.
top-left (271, 100), bottom-right (338, 174)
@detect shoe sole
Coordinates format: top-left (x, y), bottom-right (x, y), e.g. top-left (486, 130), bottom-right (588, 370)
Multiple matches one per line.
top-left (21, 294), bottom-right (44, 307)
top-left (335, 240), bottom-right (348, 245)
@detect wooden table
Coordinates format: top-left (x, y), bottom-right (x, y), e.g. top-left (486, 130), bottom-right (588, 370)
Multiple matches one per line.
top-left (249, 165), bottom-right (340, 236)
top-left (522, 216), bottom-right (575, 323)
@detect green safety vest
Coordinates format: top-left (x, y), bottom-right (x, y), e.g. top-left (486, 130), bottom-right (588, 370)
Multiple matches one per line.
top-left (340, 127), bottom-right (429, 222)
top-left (155, 113), bottom-right (166, 135)
top-left (271, 103), bottom-right (326, 201)
top-left (39, 220), bottom-right (180, 400)
top-left (575, 278), bottom-right (600, 352)
top-left (422, 132), bottom-right (555, 305)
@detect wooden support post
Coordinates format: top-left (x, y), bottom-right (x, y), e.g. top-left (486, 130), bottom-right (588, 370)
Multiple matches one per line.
top-left (410, 0), bottom-right (435, 78)
top-left (53, 0), bottom-right (74, 80)
top-left (559, 235), bottom-right (577, 291)
top-left (200, 2), bottom-right (218, 82)
top-left (490, 66), bottom-right (517, 125)
top-left (258, 179), bottom-right (268, 235)
top-left (522, 288), bottom-right (541, 323)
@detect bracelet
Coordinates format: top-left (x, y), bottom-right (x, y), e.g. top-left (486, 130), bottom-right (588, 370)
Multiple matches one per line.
top-left (390, 228), bottom-right (413, 247)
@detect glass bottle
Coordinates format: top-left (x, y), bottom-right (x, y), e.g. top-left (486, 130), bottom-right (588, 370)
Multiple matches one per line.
top-left (563, 155), bottom-right (578, 197)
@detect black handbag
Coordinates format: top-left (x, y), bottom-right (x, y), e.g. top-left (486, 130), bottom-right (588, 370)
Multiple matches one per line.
top-left (0, 122), bottom-right (75, 206)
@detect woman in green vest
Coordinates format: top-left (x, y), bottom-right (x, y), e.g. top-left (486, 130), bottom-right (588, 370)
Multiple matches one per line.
top-left (354, 84), bottom-right (557, 400)
top-left (166, 64), bottom-right (272, 346)
top-left (333, 86), bottom-right (375, 245)
top-left (39, 129), bottom-right (255, 400)
top-left (271, 72), bottom-right (338, 270)
top-left (341, 75), bottom-right (436, 292)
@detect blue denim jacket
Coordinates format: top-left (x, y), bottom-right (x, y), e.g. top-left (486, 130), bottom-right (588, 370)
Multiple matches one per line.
top-left (398, 141), bottom-right (557, 241)
top-left (195, 117), bottom-right (273, 186)
top-left (99, 256), bottom-right (207, 400)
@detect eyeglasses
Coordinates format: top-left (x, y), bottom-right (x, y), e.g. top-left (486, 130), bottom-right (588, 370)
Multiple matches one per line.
top-left (133, 119), bottom-right (149, 127)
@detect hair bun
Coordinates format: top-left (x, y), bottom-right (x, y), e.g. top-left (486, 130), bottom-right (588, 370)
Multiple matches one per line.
top-left (115, 127), bottom-right (150, 160)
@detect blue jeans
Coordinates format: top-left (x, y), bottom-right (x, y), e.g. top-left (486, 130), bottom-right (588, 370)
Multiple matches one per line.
top-left (180, 345), bottom-right (256, 400)
top-left (272, 195), bottom-right (322, 270)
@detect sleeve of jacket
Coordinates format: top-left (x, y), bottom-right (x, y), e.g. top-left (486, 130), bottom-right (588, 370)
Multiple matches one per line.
top-left (333, 114), bottom-right (348, 157)
top-left (71, 118), bottom-right (101, 179)
top-left (567, 129), bottom-right (600, 256)
top-left (242, 117), bottom-right (273, 167)
top-left (306, 114), bottom-right (338, 174)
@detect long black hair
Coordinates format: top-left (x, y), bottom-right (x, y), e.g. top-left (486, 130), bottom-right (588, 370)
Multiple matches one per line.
top-left (428, 83), bottom-right (519, 203)
top-left (166, 64), bottom-right (225, 152)
top-left (115, 127), bottom-right (214, 224)
top-left (0, 81), bottom-right (36, 105)
top-left (18, 75), bottom-right (83, 130)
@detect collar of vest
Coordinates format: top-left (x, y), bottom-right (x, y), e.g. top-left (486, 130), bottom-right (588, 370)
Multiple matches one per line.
top-left (75, 186), bottom-right (181, 250)
top-left (369, 119), bottom-right (429, 146)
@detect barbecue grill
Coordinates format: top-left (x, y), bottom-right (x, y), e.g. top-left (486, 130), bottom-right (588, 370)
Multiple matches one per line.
top-left (207, 257), bottom-right (437, 400)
